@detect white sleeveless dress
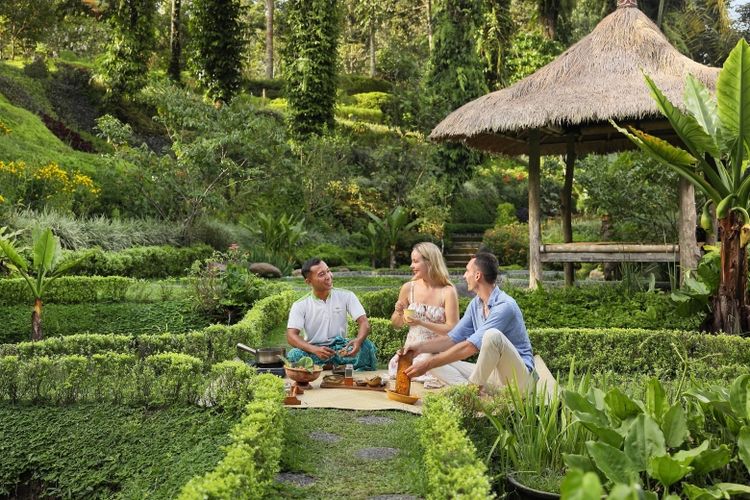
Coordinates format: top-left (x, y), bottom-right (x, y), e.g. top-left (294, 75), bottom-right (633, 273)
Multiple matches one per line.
top-left (388, 282), bottom-right (447, 389)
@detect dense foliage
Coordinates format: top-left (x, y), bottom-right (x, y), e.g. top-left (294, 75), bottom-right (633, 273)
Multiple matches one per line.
top-left (282, 0), bottom-right (340, 138)
top-left (0, 404), bottom-right (238, 498)
top-left (189, 0), bottom-right (244, 103)
top-left (98, 0), bottom-right (156, 98)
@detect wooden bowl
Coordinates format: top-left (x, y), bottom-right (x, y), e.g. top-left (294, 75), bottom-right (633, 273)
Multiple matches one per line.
top-left (285, 366), bottom-right (323, 384)
top-left (385, 389), bottom-right (419, 405)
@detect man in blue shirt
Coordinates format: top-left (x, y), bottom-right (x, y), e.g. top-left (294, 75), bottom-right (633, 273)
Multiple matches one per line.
top-left (403, 252), bottom-right (535, 393)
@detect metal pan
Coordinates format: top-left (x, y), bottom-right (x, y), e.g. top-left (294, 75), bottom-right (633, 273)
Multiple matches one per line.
top-left (237, 343), bottom-right (285, 364)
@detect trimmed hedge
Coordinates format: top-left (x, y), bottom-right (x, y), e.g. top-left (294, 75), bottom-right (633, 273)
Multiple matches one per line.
top-left (530, 327), bottom-right (750, 379)
top-left (1, 300), bottom-right (209, 343)
top-left (59, 245), bottom-right (213, 278)
top-left (0, 403), bottom-right (240, 498)
top-left (179, 374), bottom-right (285, 500)
top-left (512, 286), bottom-right (699, 331)
top-left (0, 290), bottom-right (296, 365)
top-left (0, 354), bottom-right (262, 407)
top-left (0, 276), bottom-right (134, 305)
top-left (419, 394), bottom-right (492, 499)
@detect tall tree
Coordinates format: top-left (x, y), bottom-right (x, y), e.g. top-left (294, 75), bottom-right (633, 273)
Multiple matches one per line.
top-left (423, 0), bottom-right (488, 182)
top-left (282, 0), bottom-right (340, 138)
top-left (99, 0), bottom-right (157, 99)
top-left (536, 0), bottom-right (576, 42)
top-left (168, 0), bottom-right (182, 82)
top-left (265, 0), bottom-right (274, 79)
top-left (352, 0), bottom-right (389, 77)
top-left (0, 0), bottom-right (57, 58)
top-left (190, 0), bottom-right (244, 104)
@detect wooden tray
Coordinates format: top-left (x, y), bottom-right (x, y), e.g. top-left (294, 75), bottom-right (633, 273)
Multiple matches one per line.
top-left (320, 381), bottom-right (387, 392)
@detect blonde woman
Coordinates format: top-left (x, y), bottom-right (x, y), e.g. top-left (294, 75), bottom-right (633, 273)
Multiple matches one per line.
top-left (388, 242), bottom-right (459, 388)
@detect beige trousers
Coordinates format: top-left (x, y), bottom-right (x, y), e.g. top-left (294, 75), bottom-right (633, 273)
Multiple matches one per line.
top-left (429, 329), bottom-right (534, 393)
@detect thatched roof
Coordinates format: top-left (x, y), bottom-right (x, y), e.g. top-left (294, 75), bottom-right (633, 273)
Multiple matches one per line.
top-left (429, 3), bottom-right (720, 155)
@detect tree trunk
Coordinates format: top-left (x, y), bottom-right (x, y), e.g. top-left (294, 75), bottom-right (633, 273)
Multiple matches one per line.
top-left (426, 0), bottom-right (433, 56)
top-left (562, 137), bottom-right (576, 286)
top-left (389, 245), bottom-right (396, 270)
top-left (368, 23), bottom-right (376, 77)
top-left (31, 297), bottom-right (42, 341)
top-left (712, 212), bottom-right (750, 334)
top-left (265, 0), bottom-right (274, 79)
top-left (168, 0), bottom-right (182, 82)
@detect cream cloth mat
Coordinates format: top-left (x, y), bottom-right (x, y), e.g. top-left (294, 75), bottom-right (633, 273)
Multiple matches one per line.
top-left (284, 355), bottom-right (557, 414)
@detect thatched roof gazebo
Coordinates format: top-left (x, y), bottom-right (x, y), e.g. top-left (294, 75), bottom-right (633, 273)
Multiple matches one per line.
top-left (430, 0), bottom-right (720, 288)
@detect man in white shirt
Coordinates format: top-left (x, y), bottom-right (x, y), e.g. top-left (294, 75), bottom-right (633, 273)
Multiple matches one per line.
top-left (286, 258), bottom-right (377, 370)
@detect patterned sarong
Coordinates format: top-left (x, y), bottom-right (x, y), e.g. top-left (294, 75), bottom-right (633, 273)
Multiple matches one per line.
top-left (287, 336), bottom-right (377, 371)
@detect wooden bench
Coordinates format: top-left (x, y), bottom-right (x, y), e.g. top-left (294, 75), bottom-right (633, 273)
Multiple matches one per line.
top-left (539, 243), bottom-right (679, 264)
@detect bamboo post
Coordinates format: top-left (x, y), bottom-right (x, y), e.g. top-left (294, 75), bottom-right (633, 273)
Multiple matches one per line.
top-left (678, 178), bottom-right (699, 286)
top-left (562, 136), bottom-right (576, 286)
top-left (528, 129), bottom-right (542, 289)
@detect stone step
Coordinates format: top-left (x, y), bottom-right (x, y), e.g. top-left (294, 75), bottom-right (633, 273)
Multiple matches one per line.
top-left (451, 241), bottom-right (482, 249)
top-left (450, 233), bottom-right (485, 242)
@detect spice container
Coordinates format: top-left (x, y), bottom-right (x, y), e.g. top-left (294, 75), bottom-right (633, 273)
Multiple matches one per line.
top-left (344, 363), bottom-right (354, 386)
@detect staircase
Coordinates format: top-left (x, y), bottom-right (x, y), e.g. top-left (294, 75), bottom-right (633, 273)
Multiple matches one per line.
top-left (444, 233), bottom-right (483, 268)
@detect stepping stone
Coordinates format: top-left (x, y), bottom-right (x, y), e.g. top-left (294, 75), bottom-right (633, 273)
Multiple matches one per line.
top-left (355, 447), bottom-right (400, 460)
top-left (308, 431), bottom-right (342, 443)
top-left (356, 415), bottom-right (394, 425)
top-left (276, 472), bottom-right (316, 487)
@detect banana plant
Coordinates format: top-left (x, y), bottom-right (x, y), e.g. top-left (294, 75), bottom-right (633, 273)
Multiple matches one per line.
top-left (365, 206), bottom-right (420, 269)
top-left (0, 228), bottom-right (86, 341)
top-left (612, 39), bottom-right (750, 334)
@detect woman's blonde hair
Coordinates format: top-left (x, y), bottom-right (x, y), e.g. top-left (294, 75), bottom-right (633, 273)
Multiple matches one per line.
top-left (412, 242), bottom-right (452, 287)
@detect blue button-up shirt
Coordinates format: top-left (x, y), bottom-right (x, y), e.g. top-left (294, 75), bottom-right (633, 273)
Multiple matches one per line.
top-left (448, 286), bottom-right (534, 372)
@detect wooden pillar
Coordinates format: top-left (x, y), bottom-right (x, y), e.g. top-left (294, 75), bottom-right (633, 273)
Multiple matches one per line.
top-left (678, 178), bottom-right (699, 286)
top-left (562, 136), bottom-right (576, 286)
top-left (528, 130), bottom-right (542, 289)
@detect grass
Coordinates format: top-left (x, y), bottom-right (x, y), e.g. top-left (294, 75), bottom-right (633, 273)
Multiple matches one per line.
top-left (0, 92), bottom-right (102, 171)
top-left (274, 409), bottom-right (426, 499)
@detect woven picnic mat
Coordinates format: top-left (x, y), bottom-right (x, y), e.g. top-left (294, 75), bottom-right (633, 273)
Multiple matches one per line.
top-left (284, 356), bottom-right (557, 415)
top-left (285, 369), bottom-right (434, 415)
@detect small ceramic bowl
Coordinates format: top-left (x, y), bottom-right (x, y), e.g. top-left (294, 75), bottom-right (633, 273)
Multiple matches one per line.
top-left (285, 366), bottom-right (323, 384)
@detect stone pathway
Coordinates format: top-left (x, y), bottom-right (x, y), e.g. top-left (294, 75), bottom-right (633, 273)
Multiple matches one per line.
top-left (275, 410), bottom-right (424, 498)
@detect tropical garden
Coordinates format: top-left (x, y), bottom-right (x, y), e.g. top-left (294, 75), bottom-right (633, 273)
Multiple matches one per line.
top-left (1, 0), bottom-right (750, 498)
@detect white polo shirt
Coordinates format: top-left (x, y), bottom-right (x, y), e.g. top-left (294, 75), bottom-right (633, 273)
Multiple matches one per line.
top-left (287, 289), bottom-right (367, 345)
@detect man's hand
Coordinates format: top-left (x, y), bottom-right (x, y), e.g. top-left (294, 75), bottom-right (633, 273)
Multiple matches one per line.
top-left (340, 339), bottom-right (361, 357)
top-left (311, 345), bottom-right (336, 360)
top-left (405, 357), bottom-right (431, 379)
top-left (398, 342), bottom-right (421, 357)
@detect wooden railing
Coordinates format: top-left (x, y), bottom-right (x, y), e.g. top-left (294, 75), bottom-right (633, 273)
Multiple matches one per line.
top-left (539, 243), bottom-right (679, 263)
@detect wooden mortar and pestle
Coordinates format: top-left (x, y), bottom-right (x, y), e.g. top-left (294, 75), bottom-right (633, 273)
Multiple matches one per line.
top-left (386, 350), bottom-right (419, 404)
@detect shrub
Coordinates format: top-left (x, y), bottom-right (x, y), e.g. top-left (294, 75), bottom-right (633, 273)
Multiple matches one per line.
top-left (482, 223), bottom-right (529, 266)
top-left (60, 245), bottom-right (213, 278)
top-left (0, 276), bottom-right (133, 306)
top-left (243, 78), bottom-right (285, 99)
top-left (513, 286), bottom-right (698, 330)
top-left (295, 242), bottom-right (361, 267)
top-left (531, 328), bottom-right (750, 380)
top-left (352, 91), bottom-right (392, 110)
top-left (336, 104), bottom-right (383, 123)
top-left (178, 374), bottom-right (285, 500)
top-left (419, 394), bottom-right (492, 499)
top-left (338, 75), bottom-right (392, 95)
top-left (1, 300), bottom-right (209, 343)
top-left (348, 317), bottom-right (406, 364)
top-left (0, 403), bottom-right (240, 498)
top-left (359, 288), bottom-right (400, 319)
top-left (0, 290), bottom-right (297, 365)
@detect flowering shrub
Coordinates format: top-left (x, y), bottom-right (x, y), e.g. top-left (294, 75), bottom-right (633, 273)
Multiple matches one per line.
top-left (0, 160), bottom-right (100, 213)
